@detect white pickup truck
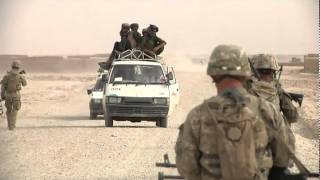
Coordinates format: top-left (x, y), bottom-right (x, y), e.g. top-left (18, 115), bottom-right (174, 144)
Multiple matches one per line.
top-left (101, 50), bottom-right (179, 127)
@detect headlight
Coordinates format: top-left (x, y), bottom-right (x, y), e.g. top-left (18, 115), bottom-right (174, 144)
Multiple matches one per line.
top-left (93, 99), bottom-right (102, 103)
top-left (153, 98), bottom-right (167, 105)
top-left (108, 97), bottom-right (122, 104)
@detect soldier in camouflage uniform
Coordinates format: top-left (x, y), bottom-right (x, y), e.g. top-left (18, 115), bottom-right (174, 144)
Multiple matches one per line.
top-left (175, 45), bottom-right (290, 180)
top-left (246, 54), bottom-right (298, 179)
top-left (140, 24), bottom-right (166, 56)
top-left (248, 54), bottom-right (299, 124)
top-left (1, 60), bottom-right (27, 130)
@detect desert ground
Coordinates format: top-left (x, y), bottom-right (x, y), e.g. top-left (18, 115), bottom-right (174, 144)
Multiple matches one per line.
top-left (0, 57), bottom-right (318, 179)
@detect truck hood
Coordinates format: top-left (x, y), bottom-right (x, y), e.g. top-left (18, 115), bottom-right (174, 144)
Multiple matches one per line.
top-left (106, 84), bottom-right (169, 97)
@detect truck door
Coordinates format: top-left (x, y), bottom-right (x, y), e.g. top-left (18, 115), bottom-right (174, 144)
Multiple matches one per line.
top-left (168, 67), bottom-right (180, 115)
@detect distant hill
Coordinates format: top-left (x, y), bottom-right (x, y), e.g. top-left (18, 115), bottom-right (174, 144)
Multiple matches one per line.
top-left (274, 54), bottom-right (304, 63)
top-left (0, 54), bottom-right (110, 73)
top-left (187, 54), bottom-right (305, 64)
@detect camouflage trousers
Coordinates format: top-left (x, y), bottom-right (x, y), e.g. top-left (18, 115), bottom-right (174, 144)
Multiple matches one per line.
top-left (5, 97), bottom-right (21, 130)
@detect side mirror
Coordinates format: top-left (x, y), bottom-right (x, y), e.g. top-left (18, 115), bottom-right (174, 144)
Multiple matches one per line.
top-left (87, 89), bottom-right (92, 95)
top-left (102, 74), bottom-right (108, 82)
top-left (167, 72), bottom-right (174, 81)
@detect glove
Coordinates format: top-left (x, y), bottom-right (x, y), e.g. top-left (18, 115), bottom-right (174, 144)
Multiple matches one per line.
top-left (268, 166), bottom-right (286, 180)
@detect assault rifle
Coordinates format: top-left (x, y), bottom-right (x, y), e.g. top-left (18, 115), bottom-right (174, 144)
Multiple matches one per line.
top-left (288, 92), bottom-right (304, 107)
top-left (276, 65), bottom-right (304, 107)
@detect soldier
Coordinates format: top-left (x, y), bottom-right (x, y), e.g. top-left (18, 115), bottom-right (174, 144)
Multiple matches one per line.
top-left (248, 54), bottom-right (299, 124)
top-left (128, 23), bottom-right (142, 49)
top-left (246, 54), bottom-right (298, 179)
top-left (1, 60), bottom-right (27, 130)
top-left (175, 45), bottom-right (290, 180)
top-left (140, 24), bottom-right (166, 56)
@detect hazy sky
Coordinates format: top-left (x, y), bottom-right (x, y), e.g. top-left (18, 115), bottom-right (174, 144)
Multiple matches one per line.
top-left (0, 0), bottom-right (318, 55)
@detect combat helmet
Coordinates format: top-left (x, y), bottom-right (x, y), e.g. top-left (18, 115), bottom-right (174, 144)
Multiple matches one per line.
top-left (207, 45), bottom-right (251, 77)
top-left (252, 54), bottom-right (280, 71)
top-left (11, 60), bottom-right (21, 69)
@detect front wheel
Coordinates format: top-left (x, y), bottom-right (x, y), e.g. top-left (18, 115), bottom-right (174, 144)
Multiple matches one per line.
top-left (90, 112), bottom-right (97, 120)
top-left (156, 119), bottom-right (160, 127)
top-left (104, 111), bottom-right (113, 127)
top-left (159, 117), bottom-right (168, 128)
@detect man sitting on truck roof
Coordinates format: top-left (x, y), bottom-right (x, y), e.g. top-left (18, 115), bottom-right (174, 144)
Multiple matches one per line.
top-left (140, 24), bottom-right (166, 56)
top-left (128, 23), bottom-right (142, 49)
top-left (105, 23), bottom-right (132, 70)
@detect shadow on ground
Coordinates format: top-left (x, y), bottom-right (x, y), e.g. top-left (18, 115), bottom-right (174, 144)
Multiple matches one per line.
top-left (25, 115), bottom-right (91, 121)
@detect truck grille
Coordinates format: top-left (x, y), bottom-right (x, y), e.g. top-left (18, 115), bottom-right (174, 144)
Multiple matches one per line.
top-left (108, 106), bottom-right (168, 115)
top-left (122, 97), bottom-right (153, 104)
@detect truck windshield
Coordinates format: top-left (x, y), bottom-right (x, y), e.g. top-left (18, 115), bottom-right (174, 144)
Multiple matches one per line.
top-left (110, 65), bottom-right (166, 84)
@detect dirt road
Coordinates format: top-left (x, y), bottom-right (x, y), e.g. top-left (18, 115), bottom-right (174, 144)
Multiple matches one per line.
top-left (0, 66), bottom-right (318, 179)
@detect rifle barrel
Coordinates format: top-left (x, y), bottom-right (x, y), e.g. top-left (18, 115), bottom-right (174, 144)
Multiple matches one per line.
top-left (155, 162), bottom-right (177, 168)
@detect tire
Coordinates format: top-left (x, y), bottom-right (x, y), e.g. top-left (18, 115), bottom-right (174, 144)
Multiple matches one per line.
top-left (104, 111), bottom-right (113, 127)
top-left (90, 112), bottom-right (97, 120)
top-left (156, 119), bottom-right (160, 127)
top-left (159, 117), bottom-right (168, 128)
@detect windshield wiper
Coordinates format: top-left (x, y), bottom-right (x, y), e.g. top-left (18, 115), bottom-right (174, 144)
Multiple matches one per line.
top-left (147, 82), bottom-right (166, 85)
top-left (112, 80), bottom-right (140, 85)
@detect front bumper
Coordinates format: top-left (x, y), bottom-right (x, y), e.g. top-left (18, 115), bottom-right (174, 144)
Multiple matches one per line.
top-left (106, 104), bottom-right (169, 118)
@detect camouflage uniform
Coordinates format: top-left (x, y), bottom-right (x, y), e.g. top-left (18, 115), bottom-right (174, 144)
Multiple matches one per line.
top-left (246, 54), bottom-right (297, 152)
top-left (175, 45), bottom-right (290, 180)
top-left (249, 54), bottom-right (298, 124)
top-left (1, 60), bottom-right (27, 130)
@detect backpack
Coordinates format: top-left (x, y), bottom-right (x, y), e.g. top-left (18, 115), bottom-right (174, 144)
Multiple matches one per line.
top-left (205, 94), bottom-right (269, 180)
top-left (6, 73), bottom-right (21, 93)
